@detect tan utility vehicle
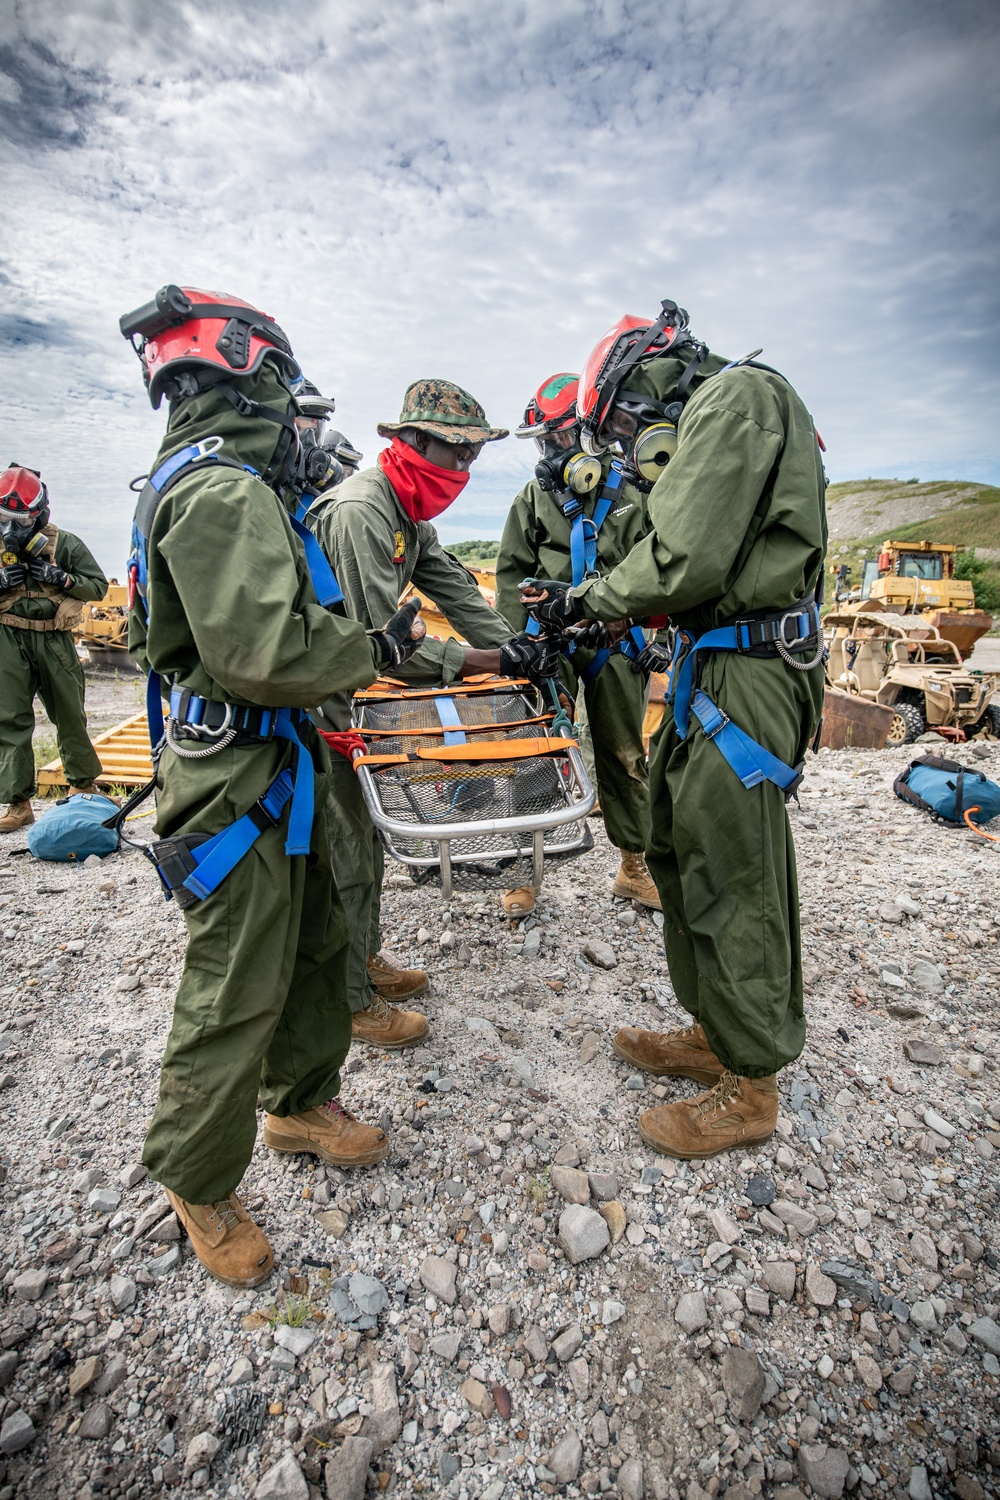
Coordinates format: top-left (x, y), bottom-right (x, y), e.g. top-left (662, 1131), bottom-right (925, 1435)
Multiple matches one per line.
top-left (73, 582), bottom-right (134, 667)
top-left (834, 539), bottom-right (993, 657)
top-left (824, 609), bottom-right (999, 745)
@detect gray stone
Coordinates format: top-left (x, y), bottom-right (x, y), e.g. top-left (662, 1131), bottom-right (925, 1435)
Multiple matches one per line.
top-left (273, 1324), bottom-right (317, 1358)
top-left (552, 1324), bottom-right (584, 1362)
top-left (922, 1107), bottom-right (955, 1139)
top-left (819, 1261), bottom-right (878, 1304)
top-left (0, 1352), bottom-right (18, 1389)
top-left (12, 1268), bottom-right (48, 1301)
top-left (588, 1171), bottom-right (620, 1202)
top-left (908, 1231), bottom-right (938, 1270)
top-left (228, 1356), bottom-right (255, 1386)
top-left (547, 1432), bottom-right (583, 1484)
top-left (439, 1453), bottom-right (461, 1484)
top-left (79, 1402), bottom-right (113, 1440)
top-left (805, 1263), bottom-right (837, 1307)
top-left (87, 1187), bottom-right (121, 1214)
top-left (721, 1347), bottom-right (765, 1420)
top-left (119, 1162), bottom-right (148, 1189)
top-left (92, 1355), bottom-right (128, 1397)
top-left (255, 1454), bottom-right (309, 1500)
top-left (910, 961), bottom-right (944, 993)
top-left (0, 1409), bottom-right (35, 1455)
top-left (109, 1274), bottom-right (136, 1311)
top-left (72, 1166), bottom-right (103, 1193)
top-left (855, 1355), bottom-right (883, 1393)
top-left (968, 1317), bottom-right (1000, 1357)
top-left (184, 1431), bottom-right (222, 1479)
top-left (625, 1073), bottom-right (645, 1090)
top-left (567, 1356), bottom-right (590, 1400)
top-left (903, 1038), bottom-right (944, 1066)
top-left (557, 1204), bottom-right (610, 1264)
top-left (761, 1261), bottom-right (796, 1300)
top-left (942, 1323), bottom-right (968, 1354)
top-left (583, 940), bottom-right (617, 970)
top-left (602, 1299), bottom-right (626, 1325)
top-left (69, 1355), bottom-right (102, 1397)
top-left (771, 1201), bottom-right (818, 1235)
top-left (745, 1287), bottom-right (770, 1317)
top-left (349, 1273), bottom-right (388, 1317)
top-left (270, 1348), bottom-right (295, 1372)
top-left (419, 1255), bottom-right (457, 1304)
top-left (675, 1291), bottom-right (708, 1334)
top-left (619, 1457), bottom-right (645, 1499)
top-left (798, 1442), bottom-right (850, 1499)
top-left (146, 1245), bottom-right (181, 1278)
top-left (550, 1165), bottom-right (591, 1204)
top-left (908, 1466), bottom-right (933, 1500)
top-left (909, 1300), bottom-right (938, 1332)
top-left (324, 1437), bottom-right (375, 1500)
top-left (428, 1330), bottom-right (463, 1363)
top-left (746, 1173), bottom-right (776, 1206)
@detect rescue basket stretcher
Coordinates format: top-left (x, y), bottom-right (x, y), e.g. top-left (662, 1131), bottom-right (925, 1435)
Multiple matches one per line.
top-left (349, 676), bottom-right (596, 898)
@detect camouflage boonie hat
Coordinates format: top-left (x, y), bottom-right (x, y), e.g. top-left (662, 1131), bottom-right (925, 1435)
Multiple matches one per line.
top-left (377, 378), bottom-right (509, 444)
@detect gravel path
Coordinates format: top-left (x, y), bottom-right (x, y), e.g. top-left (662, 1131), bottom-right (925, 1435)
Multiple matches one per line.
top-left (1, 734), bottom-right (998, 1500)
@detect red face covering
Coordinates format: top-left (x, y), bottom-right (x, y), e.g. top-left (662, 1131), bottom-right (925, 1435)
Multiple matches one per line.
top-left (378, 435), bottom-right (470, 522)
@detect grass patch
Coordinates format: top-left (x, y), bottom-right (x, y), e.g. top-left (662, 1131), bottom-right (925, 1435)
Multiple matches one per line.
top-left (33, 735), bottom-right (58, 770)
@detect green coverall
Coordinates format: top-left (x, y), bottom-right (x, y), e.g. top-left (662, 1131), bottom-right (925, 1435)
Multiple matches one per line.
top-left (495, 460), bottom-right (652, 855)
top-left (572, 355), bottom-right (827, 1078)
top-left (0, 530), bottom-right (106, 804)
top-left (307, 466), bottom-right (514, 1011)
top-left (129, 368), bottom-right (381, 1204)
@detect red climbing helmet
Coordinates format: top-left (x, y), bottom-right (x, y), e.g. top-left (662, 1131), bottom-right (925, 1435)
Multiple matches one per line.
top-left (578, 302), bottom-right (693, 455)
top-left (515, 373), bottom-right (580, 439)
top-left (119, 284), bottom-right (300, 408)
top-left (0, 465), bottom-right (48, 516)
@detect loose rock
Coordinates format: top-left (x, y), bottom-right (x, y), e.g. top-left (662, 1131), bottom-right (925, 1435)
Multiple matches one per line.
top-left (558, 1204), bottom-right (610, 1263)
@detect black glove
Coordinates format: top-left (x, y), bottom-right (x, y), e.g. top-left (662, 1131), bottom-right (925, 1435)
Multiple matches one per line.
top-left (630, 640), bottom-right (672, 677)
top-left (0, 561), bottom-right (27, 590)
top-left (28, 558), bottom-right (74, 590)
top-left (499, 631), bottom-right (563, 681)
top-left (372, 597), bottom-right (426, 669)
top-left (568, 620), bottom-right (611, 651)
top-left (519, 578), bottom-right (585, 630)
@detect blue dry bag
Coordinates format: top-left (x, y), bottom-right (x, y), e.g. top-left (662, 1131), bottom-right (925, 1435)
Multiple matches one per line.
top-left (27, 793), bottom-right (121, 862)
top-left (893, 755), bottom-right (1000, 826)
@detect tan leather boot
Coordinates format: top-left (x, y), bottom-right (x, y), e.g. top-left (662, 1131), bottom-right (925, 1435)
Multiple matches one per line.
top-left (367, 951), bottom-right (429, 1001)
top-left (503, 884), bottom-right (536, 918)
top-left (165, 1190), bottom-right (274, 1288)
top-left (611, 851), bottom-right (661, 909)
top-left (352, 993), bottom-right (429, 1048)
top-left (68, 782), bottom-right (99, 795)
top-left (0, 801), bottom-right (34, 834)
top-left (263, 1097), bottom-right (390, 1168)
top-left (638, 1072), bottom-right (779, 1159)
top-left (613, 1021), bottom-right (725, 1084)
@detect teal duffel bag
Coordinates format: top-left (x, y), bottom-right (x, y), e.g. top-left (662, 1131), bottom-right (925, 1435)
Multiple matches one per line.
top-left (893, 755), bottom-right (1000, 826)
top-left (27, 793), bottom-right (121, 861)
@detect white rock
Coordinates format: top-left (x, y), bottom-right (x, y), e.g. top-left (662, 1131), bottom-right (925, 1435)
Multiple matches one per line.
top-left (547, 1432), bottom-right (583, 1484)
top-left (255, 1454), bottom-right (309, 1500)
top-left (557, 1204), bottom-right (610, 1264)
top-left (419, 1255), bottom-right (457, 1304)
top-left (922, 1107), bottom-right (956, 1139)
top-left (273, 1325), bottom-right (317, 1358)
top-left (674, 1291), bottom-right (708, 1334)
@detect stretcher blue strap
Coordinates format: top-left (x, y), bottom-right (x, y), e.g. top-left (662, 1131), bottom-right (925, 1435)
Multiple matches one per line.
top-left (289, 514), bottom-right (343, 608)
top-left (689, 690), bottom-right (801, 792)
top-left (434, 696), bottom-right (467, 746)
top-left (172, 769), bottom-right (296, 903)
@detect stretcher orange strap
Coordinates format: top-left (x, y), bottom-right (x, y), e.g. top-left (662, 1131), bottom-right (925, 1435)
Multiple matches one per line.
top-left (354, 735), bottom-right (579, 770)
top-left (355, 677), bottom-right (531, 702)
top-left (359, 714), bottom-right (556, 739)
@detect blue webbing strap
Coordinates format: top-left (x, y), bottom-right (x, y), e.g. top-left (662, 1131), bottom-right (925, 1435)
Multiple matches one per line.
top-left (690, 690), bottom-right (801, 792)
top-left (434, 697), bottom-right (467, 746)
top-left (146, 671), bottom-right (165, 750)
top-left (581, 623), bottom-right (648, 683)
top-left (289, 514), bottom-right (343, 608)
top-left (177, 769), bottom-right (296, 902)
top-left (569, 464), bottom-right (623, 588)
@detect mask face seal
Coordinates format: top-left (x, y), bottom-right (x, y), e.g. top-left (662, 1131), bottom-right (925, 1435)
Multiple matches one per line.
top-left (533, 432), bottom-right (602, 496)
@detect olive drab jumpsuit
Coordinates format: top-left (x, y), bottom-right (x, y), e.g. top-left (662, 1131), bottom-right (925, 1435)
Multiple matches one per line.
top-left (130, 368), bottom-right (381, 1205)
top-left (571, 358), bottom-right (827, 1078)
top-left (306, 466), bottom-right (514, 1014)
top-left (0, 528), bottom-right (106, 803)
top-left (495, 458), bottom-right (653, 857)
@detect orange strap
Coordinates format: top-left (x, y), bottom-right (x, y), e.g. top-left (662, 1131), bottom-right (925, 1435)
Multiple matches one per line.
top-left (964, 807), bottom-right (999, 842)
top-left (360, 715), bottom-right (555, 739)
top-left (355, 676), bottom-right (530, 702)
top-left (354, 735), bottom-right (578, 770)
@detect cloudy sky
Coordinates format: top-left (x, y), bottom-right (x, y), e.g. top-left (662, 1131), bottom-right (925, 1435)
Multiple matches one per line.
top-left (1, 0), bottom-right (998, 574)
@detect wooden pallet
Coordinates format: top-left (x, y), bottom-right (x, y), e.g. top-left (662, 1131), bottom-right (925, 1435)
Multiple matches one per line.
top-left (38, 712), bottom-right (153, 790)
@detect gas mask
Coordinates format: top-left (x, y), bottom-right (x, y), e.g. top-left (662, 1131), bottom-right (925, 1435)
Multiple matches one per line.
top-left (1, 514), bottom-right (48, 565)
top-left (295, 428), bottom-right (341, 495)
top-left (607, 398), bottom-right (683, 492)
top-left (534, 434), bottom-right (602, 497)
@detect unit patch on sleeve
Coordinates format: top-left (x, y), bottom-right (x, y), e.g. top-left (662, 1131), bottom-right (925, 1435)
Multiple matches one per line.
top-left (393, 531), bottom-right (407, 565)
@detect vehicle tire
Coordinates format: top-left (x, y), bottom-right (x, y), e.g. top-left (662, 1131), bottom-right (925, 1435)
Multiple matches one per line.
top-left (885, 702), bottom-right (926, 746)
top-left (970, 703), bottom-right (1000, 740)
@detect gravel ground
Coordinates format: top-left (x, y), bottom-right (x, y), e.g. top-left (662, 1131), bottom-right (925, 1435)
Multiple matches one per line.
top-left (2, 725), bottom-right (999, 1500)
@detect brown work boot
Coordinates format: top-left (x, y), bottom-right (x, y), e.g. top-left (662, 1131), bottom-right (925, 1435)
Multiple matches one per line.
top-left (164, 1190), bottom-right (274, 1288)
top-left (68, 782), bottom-right (99, 795)
top-left (611, 851), bottom-right (661, 909)
top-left (503, 884), bottom-right (536, 919)
top-left (613, 1020), bottom-right (725, 1084)
top-left (351, 992), bottom-right (429, 1048)
top-left (0, 801), bottom-right (33, 834)
top-left (263, 1097), bottom-right (390, 1168)
top-left (638, 1072), bottom-right (779, 1160)
top-left (367, 951), bottom-right (429, 1001)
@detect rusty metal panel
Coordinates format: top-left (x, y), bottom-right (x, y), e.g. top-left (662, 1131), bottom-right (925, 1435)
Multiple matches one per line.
top-left (817, 687), bottom-right (893, 751)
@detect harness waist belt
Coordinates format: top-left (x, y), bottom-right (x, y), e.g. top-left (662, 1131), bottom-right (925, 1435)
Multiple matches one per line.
top-left (168, 686), bottom-right (278, 742)
top-left (0, 612), bottom-right (64, 632)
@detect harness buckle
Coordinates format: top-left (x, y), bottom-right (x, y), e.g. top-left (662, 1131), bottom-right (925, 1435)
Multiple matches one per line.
top-left (778, 607), bottom-right (814, 651)
top-left (701, 706), bottom-right (730, 741)
top-left (226, 389), bottom-right (258, 419)
top-left (190, 435), bottom-right (225, 461)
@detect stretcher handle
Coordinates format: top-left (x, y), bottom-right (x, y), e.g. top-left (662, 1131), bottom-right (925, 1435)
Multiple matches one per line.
top-left (354, 735), bottom-right (579, 770)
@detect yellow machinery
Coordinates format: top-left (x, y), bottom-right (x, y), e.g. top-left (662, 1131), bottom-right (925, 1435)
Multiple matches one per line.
top-left (74, 582), bottom-right (132, 664)
top-left (843, 540), bottom-right (993, 657)
top-left (37, 712), bottom-right (154, 791)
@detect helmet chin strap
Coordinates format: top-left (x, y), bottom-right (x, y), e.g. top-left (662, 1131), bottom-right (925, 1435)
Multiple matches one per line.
top-left (217, 380), bottom-right (301, 486)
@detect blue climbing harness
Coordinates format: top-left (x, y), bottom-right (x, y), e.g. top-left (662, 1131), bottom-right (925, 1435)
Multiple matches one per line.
top-left (115, 440), bottom-right (340, 905)
top-left (665, 599), bottom-right (822, 795)
top-left (528, 463), bottom-right (648, 679)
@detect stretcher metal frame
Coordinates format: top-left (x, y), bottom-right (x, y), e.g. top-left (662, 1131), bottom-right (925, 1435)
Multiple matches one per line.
top-left (350, 677), bottom-right (596, 899)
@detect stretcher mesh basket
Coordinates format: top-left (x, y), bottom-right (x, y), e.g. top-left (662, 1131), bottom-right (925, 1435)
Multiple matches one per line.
top-left (351, 679), bottom-right (595, 894)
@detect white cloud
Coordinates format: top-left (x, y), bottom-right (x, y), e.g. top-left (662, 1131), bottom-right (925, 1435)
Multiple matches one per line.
top-left (1, 0), bottom-right (997, 572)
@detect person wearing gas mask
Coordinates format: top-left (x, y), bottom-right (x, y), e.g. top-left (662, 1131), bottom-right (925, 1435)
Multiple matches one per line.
top-left (307, 378), bottom-right (560, 1043)
top-left (521, 301), bottom-right (827, 1160)
top-left (322, 431), bottom-right (363, 483)
top-left (118, 284), bottom-right (426, 1288)
top-left (495, 374), bottom-right (660, 915)
top-left (0, 466), bottom-right (108, 833)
